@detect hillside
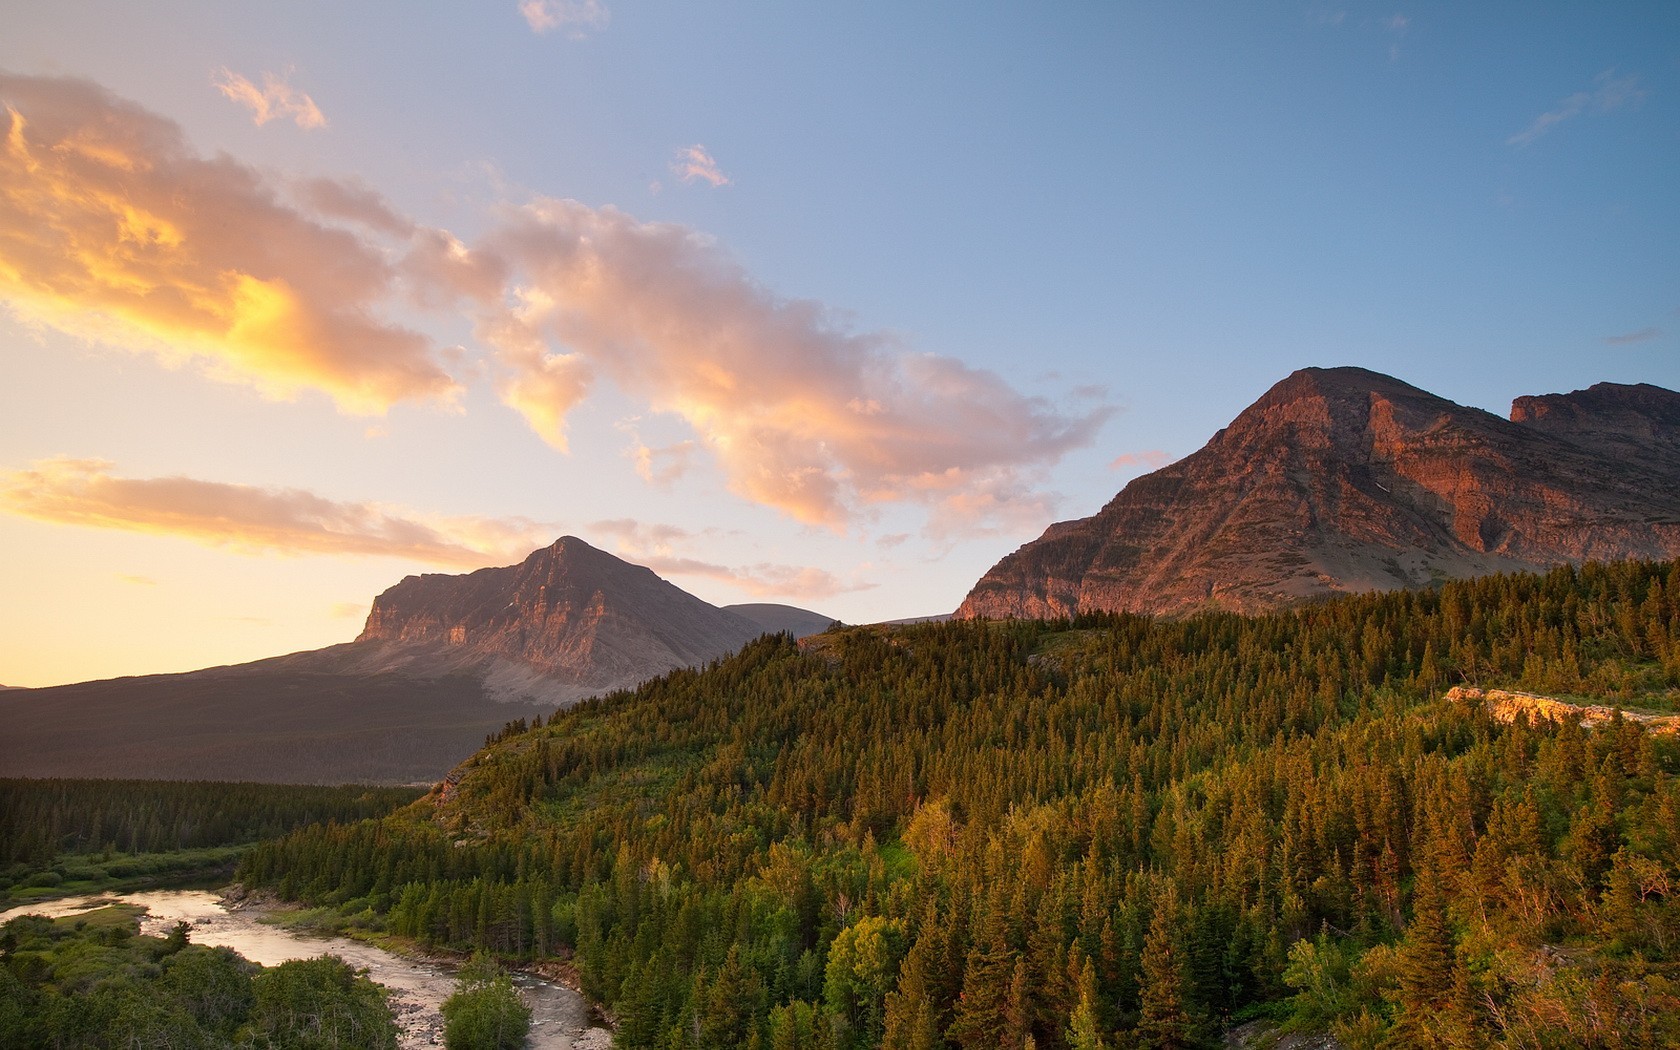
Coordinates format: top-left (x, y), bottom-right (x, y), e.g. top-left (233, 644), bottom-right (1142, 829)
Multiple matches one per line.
top-left (242, 559), bottom-right (1680, 1048)
top-left (0, 668), bottom-right (525, 784)
top-left (958, 368), bottom-right (1680, 619)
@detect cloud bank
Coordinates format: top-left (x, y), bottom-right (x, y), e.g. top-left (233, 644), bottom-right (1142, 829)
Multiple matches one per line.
top-left (1, 72), bottom-right (1106, 535)
top-left (469, 200), bottom-right (1109, 529)
top-left (0, 73), bottom-right (456, 414)
top-left (1, 459), bottom-right (865, 600)
top-left (0, 459), bottom-right (556, 566)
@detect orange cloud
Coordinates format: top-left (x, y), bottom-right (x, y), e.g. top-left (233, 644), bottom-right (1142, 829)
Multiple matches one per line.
top-left (0, 458), bottom-right (556, 567)
top-left (0, 73), bottom-right (455, 414)
top-left (2, 74), bottom-right (1104, 535)
top-left (213, 68), bottom-right (327, 129)
top-left (471, 200), bottom-right (1110, 530)
top-left (1108, 449), bottom-right (1172, 471)
top-left (673, 144), bottom-right (729, 187)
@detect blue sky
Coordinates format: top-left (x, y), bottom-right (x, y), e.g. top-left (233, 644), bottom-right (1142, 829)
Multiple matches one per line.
top-left (1, 3), bottom-right (1676, 685)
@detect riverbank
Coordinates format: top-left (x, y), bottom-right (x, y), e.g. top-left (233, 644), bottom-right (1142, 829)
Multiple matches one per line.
top-left (0, 888), bottom-right (613, 1049)
top-left (220, 884), bottom-right (617, 1038)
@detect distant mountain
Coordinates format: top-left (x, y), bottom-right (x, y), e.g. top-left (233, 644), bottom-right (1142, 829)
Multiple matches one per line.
top-left (272, 536), bottom-right (770, 705)
top-left (0, 537), bottom-right (788, 783)
top-left (958, 367), bottom-right (1680, 619)
top-left (724, 603), bottom-right (836, 638)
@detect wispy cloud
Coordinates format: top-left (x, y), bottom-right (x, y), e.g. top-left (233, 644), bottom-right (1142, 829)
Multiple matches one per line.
top-left (465, 199), bottom-right (1110, 531)
top-left (0, 458), bottom-right (558, 567)
top-left (1108, 450), bottom-right (1172, 472)
top-left (584, 517), bottom-right (864, 600)
top-left (0, 73), bottom-right (456, 414)
top-left (1, 455), bottom-right (864, 601)
top-left (117, 573), bottom-right (159, 586)
top-left (1383, 13), bottom-right (1409, 61)
top-left (1604, 327), bottom-right (1662, 346)
top-left (1507, 70), bottom-right (1646, 147)
top-left (519, 0), bottom-right (608, 38)
top-left (213, 67), bottom-right (326, 129)
top-left (673, 144), bottom-right (729, 187)
top-left (615, 420), bottom-right (699, 485)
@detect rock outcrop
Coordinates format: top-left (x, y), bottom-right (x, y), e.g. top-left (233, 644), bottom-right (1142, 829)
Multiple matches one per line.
top-left (958, 367), bottom-right (1680, 619)
top-left (1448, 686), bottom-right (1680, 735)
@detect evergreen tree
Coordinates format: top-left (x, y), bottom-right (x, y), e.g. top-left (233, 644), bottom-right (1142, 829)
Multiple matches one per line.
top-left (1136, 885), bottom-right (1195, 1050)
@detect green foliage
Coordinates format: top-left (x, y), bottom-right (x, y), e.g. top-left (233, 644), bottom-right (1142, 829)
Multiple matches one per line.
top-left (442, 951), bottom-right (531, 1050)
top-left (247, 954), bottom-right (398, 1049)
top-left (239, 560), bottom-right (1680, 1048)
top-left (0, 906), bottom-right (397, 1049)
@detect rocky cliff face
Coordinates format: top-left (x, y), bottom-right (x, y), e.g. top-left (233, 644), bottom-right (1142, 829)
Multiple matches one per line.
top-left (1511, 381), bottom-right (1680, 477)
top-left (341, 536), bottom-right (767, 701)
top-left (957, 367), bottom-right (1680, 619)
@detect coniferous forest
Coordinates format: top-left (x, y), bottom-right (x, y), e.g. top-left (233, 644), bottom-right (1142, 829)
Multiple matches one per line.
top-left (224, 562), bottom-right (1679, 1046)
top-left (1, 780), bottom-right (424, 902)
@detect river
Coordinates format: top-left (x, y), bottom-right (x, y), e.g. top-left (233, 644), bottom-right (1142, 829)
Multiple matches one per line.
top-left (0, 890), bottom-right (613, 1049)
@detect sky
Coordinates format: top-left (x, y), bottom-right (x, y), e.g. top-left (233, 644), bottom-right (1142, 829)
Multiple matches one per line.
top-left (1, 3), bottom-right (1677, 687)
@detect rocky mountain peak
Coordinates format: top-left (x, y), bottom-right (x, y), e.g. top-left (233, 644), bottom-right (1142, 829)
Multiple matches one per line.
top-left (956, 368), bottom-right (1680, 620)
top-left (348, 536), bottom-right (766, 702)
top-left (1511, 382), bottom-right (1680, 476)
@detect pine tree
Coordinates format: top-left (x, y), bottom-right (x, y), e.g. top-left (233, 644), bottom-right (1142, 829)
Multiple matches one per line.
top-left (1136, 885), bottom-right (1194, 1050)
top-left (882, 932), bottom-right (946, 1050)
top-left (947, 905), bottom-right (1015, 1050)
top-left (1391, 863), bottom-right (1455, 1047)
top-left (1066, 957), bottom-right (1108, 1050)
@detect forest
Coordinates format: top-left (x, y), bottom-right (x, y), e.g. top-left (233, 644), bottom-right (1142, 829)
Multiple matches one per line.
top-left (235, 560), bottom-right (1680, 1048)
top-left (1, 779), bottom-right (423, 901)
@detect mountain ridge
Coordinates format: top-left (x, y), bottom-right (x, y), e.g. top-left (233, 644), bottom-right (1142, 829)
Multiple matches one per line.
top-left (957, 366), bottom-right (1680, 619)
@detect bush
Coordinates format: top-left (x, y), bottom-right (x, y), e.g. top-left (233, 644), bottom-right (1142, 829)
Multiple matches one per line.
top-left (441, 953), bottom-right (531, 1050)
top-left (248, 954), bottom-right (398, 1049)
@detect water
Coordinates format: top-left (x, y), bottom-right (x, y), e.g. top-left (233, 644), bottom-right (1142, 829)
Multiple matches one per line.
top-left (0, 890), bottom-right (612, 1049)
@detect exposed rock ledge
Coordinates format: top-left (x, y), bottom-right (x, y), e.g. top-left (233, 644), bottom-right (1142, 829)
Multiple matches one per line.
top-left (1447, 686), bottom-right (1680, 735)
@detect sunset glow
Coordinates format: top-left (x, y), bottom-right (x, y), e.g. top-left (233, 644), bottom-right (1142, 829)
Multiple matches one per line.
top-left (1, 5), bottom-right (1676, 686)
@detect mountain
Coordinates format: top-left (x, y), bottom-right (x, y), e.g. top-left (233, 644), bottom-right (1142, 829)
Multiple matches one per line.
top-left (270, 536), bottom-right (771, 705)
top-left (958, 367), bottom-right (1680, 619)
top-left (1511, 381), bottom-right (1680, 477)
top-left (723, 603), bottom-right (837, 638)
top-left (0, 537), bottom-right (798, 783)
